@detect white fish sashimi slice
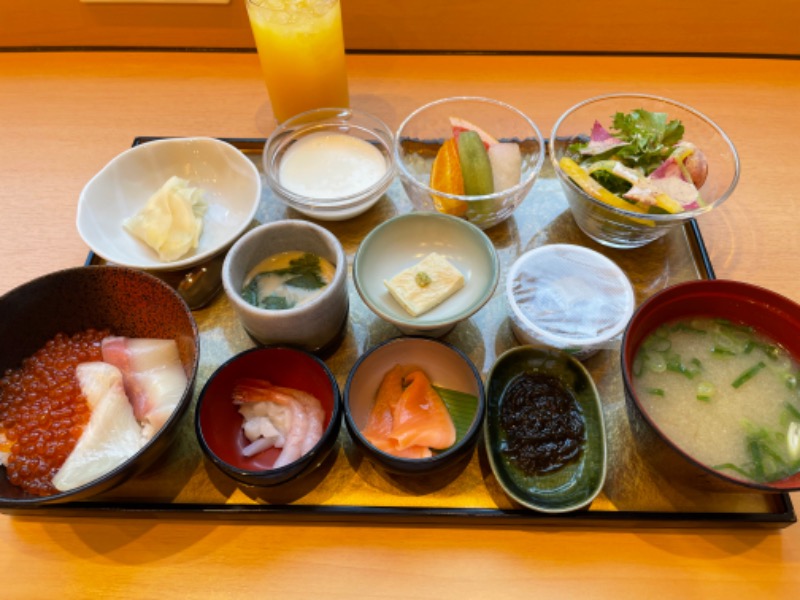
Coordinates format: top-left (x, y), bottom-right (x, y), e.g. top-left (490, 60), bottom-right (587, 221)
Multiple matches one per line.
top-left (101, 337), bottom-right (187, 440)
top-left (52, 362), bottom-right (144, 492)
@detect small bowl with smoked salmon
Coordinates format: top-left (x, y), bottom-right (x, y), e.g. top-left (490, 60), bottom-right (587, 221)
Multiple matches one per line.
top-left (343, 337), bottom-right (485, 477)
top-left (195, 346), bottom-right (342, 488)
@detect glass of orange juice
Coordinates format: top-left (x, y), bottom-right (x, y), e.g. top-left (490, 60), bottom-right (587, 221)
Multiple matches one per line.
top-left (245, 0), bottom-right (350, 123)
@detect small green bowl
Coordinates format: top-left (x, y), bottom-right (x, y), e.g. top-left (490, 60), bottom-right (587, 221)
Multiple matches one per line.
top-left (485, 346), bottom-right (607, 513)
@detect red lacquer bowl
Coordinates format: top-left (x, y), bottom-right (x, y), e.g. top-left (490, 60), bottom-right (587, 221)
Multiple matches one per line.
top-left (622, 279), bottom-right (800, 492)
top-left (195, 346), bottom-right (341, 487)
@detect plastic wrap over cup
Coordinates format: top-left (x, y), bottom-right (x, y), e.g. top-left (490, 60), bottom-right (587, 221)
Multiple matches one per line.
top-left (506, 244), bottom-right (635, 360)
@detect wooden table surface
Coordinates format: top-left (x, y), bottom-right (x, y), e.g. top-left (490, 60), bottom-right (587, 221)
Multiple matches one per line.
top-left (2, 51), bottom-right (800, 598)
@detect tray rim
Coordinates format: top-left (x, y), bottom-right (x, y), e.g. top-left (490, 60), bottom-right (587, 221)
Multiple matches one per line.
top-left (6, 135), bottom-right (793, 529)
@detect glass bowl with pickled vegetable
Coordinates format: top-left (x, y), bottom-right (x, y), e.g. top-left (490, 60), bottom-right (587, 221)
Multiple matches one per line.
top-left (621, 279), bottom-right (800, 492)
top-left (394, 96), bottom-right (545, 230)
top-left (550, 93), bottom-right (740, 249)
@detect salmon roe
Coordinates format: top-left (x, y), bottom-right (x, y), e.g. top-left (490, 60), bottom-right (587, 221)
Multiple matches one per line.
top-left (0, 329), bottom-right (110, 496)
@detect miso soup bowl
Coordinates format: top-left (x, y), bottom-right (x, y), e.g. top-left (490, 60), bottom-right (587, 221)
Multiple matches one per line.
top-left (621, 279), bottom-right (800, 492)
top-left (222, 220), bottom-right (349, 353)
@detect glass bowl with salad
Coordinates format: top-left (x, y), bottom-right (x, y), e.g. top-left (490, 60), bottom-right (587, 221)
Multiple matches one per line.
top-left (549, 94), bottom-right (739, 249)
top-left (394, 97), bottom-right (545, 230)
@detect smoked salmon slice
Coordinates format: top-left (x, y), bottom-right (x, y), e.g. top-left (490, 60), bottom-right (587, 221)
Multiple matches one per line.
top-left (363, 366), bottom-right (455, 459)
top-left (389, 370), bottom-right (456, 451)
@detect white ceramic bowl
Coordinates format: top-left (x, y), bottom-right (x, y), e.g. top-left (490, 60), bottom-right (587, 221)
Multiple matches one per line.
top-left (353, 212), bottom-right (499, 337)
top-left (222, 220), bottom-right (349, 353)
top-left (263, 108), bottom-right (396, 221)
top-left (77, 137), bottom-right (262, 271)
top-left (506, 244), bottom-right (635, 360)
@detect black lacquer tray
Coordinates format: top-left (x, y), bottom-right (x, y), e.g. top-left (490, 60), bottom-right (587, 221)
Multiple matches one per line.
top-left (4, 137), bottom-right (794, 528)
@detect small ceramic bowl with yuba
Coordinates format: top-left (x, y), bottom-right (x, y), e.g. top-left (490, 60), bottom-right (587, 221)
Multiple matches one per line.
top-left (353, 212), bottom-right (500, 337)
top-left (222, 220), bottom-right (348, 353)
top-left (77, 137), bottom-right (261, 270)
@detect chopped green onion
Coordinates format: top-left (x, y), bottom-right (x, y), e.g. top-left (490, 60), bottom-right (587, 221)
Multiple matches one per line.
top-left (671, 322), bottom-right (707, 335)
top-left (632, 353), bottom-right (645, 377)
top-left (696, 381), bottom-right (715, 402)
top-left (759, 344), bottom-right (781, 361)
top-left (666, 354), bottom-right (700, 379)
top-left (647, 353), bottom-right (667, 373)
top-left (643, 335), bottom-right (671, 353)
top-left (732, 362), bottom-right (767, 389)
top-left (748, 437), bottom-right (766, 481)
top-left (714, 319), bottom-right (754, 334)
top-left (784, 402), bottom-right (800, 421)
top-left (711, 345), bottom-right (736, 356)
top-left (784, 373), bottom-right (798, 390)
top-left (647, 388), bottom-right (665, 396)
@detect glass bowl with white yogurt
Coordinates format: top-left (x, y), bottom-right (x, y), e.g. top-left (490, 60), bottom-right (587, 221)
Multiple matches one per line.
top-left (263, 107), bottom-right (396, 220)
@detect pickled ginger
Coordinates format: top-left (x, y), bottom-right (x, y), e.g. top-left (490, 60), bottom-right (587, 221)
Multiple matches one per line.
top-left (124, 175), bottom-right (207, 262)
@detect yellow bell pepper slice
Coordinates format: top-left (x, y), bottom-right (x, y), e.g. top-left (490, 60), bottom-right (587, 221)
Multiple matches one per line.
top-left (559, 157), bottom-right (654, 227)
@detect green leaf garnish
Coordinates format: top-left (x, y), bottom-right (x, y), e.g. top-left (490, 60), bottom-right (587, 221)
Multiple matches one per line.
top-left (434, 385), bottom-right (479, 444)
top-left (284, 272), bottom-right (326, 290)
top-left (269, 254), bottom-right (326, 290)
top-left (609, 109), bottom-right (684, 174)
top-left (260, 295), bottom-right (292, 310)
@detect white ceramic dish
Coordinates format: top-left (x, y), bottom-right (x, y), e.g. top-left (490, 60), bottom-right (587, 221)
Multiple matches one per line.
top-left (353, 212), bottom-right (499, 337)
top-left (77, 137), bottom-right (262, 271)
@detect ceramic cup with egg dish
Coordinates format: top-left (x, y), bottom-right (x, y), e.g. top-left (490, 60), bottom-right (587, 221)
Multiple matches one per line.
top-left (506, 244), bottom-right (635, 360)
top-left (222, 220), bottom-right (348, 353)
top-left (263, 107), bottom-right (396, 220)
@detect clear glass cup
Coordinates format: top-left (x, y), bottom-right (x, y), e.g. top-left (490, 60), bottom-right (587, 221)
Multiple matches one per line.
top-left (245, 0), bottom-right (350, 123)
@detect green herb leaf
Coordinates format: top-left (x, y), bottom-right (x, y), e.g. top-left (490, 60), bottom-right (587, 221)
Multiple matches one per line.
top-left (284, 272), bottom-right (326, 290)
top-left (260, 295), bottom-right (292, 310)
top-left (609, 109), bottom-right (685, 175)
